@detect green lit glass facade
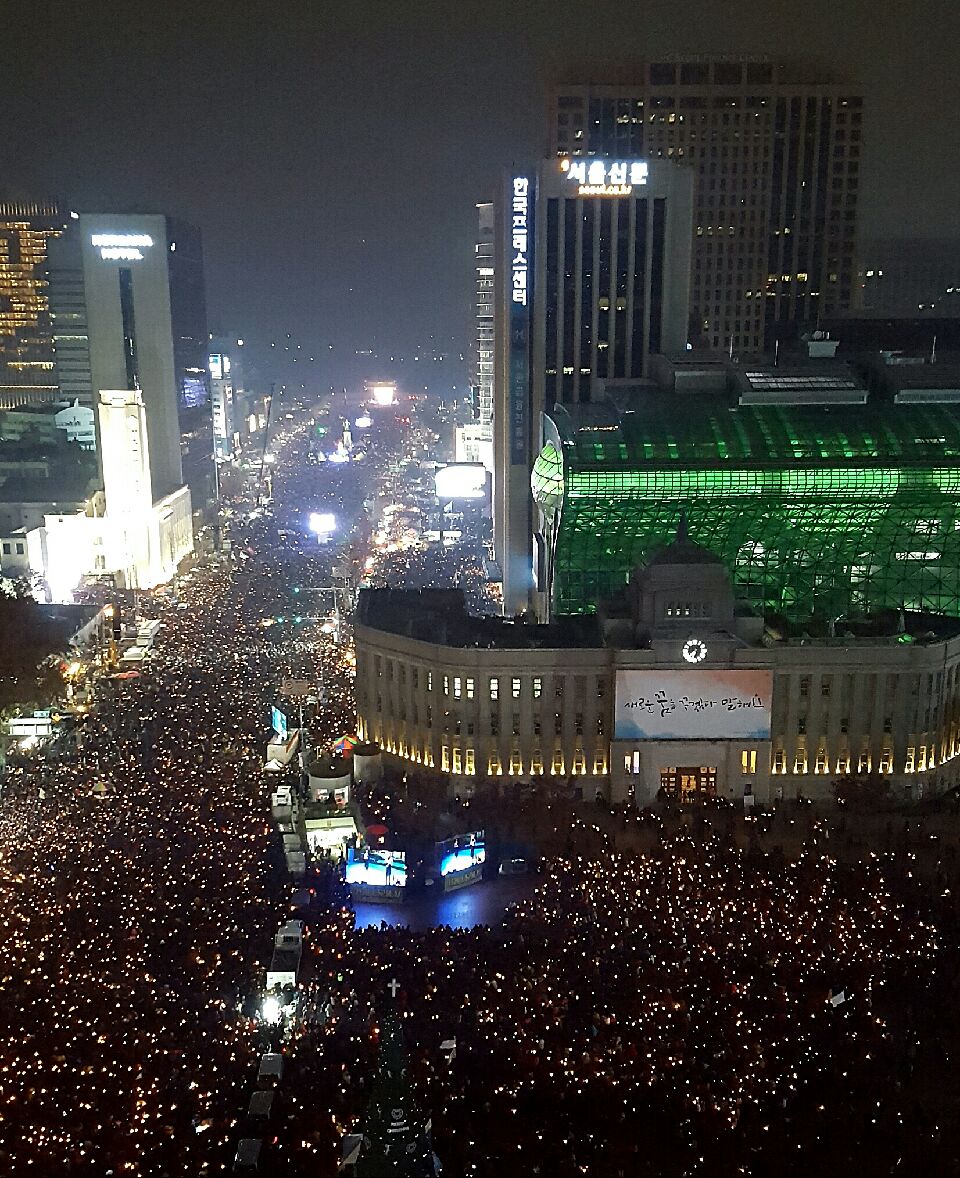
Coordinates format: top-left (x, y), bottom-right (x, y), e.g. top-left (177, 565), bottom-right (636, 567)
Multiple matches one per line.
top-left (532, 399), bottom-right (960, 619)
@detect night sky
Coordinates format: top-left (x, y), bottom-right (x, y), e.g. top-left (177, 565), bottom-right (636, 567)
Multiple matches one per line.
top-left (7, 0), bottom-right (960, 394)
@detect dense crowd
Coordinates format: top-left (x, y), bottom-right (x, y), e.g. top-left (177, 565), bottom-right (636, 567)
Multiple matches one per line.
top-left (0, 414), bottom-right (357, 1175)
top-left (275, 835), bottom-right (960, 1177)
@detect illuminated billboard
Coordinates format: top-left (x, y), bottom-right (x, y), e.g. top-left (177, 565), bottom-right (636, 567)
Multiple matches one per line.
top-left (271, 705), bottom-right (288, 740)
top-left (614, 669), bottom-right (772, 741)
top-left (435, 463), bottom-right (487, 502)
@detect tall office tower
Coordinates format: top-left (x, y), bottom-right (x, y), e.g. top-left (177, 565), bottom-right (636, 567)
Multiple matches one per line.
top-left (79, 213), bottom-right (186, 500)
top-left (550, 58), bottom-right (863, 352)
top-left (859, 239), bottom-right (960, 317)
top-left (166, 219), bottom-right (210, 409)
top-left (456, 205), bottom-right (496, 470)
top-left (476, 203), bottom-right (495, 431)
top-left (46, 223), bottom-right (95, 417)
top-left (493, 157), bottom-right (693, 614)
top-left (0, 201), bottom-right (66, 408)
top-left (208, 335), bottom-right (241, 459)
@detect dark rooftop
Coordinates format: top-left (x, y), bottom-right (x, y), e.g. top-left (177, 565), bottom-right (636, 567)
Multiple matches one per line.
top-left (356, 588), bottom-right (602, 649)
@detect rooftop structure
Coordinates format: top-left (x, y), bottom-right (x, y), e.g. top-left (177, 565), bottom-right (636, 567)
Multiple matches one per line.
top-left (532, 391), bottom-right (960, 620)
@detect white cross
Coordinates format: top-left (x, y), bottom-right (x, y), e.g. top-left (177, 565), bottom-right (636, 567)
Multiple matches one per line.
top-left (388, 978), bottom-right (400, 999)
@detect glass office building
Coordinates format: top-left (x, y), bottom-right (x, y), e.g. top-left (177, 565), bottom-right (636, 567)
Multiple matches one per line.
top-left (533, 393), bottom-right (960, 620)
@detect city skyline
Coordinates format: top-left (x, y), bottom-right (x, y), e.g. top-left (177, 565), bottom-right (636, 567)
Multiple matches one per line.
top-left (6, 0), bottom-right (960, 393)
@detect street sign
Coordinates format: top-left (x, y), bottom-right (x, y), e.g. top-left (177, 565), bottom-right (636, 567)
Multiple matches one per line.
top-left (280, 679), bottom-right (312, 699)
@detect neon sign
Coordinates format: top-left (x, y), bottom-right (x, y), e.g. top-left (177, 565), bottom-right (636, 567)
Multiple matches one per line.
top-left (511, 177), bottom-right (529, 307)
top-left (560, 158), bottom-right (649, 196)
top-left (91, 233), bottom-right (154, 261)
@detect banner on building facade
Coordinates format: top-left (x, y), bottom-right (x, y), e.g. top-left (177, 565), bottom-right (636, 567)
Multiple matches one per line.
top-left (614, 669), bottom-right (773, 741)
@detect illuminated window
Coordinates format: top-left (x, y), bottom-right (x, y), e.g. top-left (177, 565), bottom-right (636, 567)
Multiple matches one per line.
top-left (489, 677), bottom-right (499, 700)
top-left (879, 748), bottom-right (893, 774)
top-left (905, 746), bottom-right (916, 772)
top-left (441, 745), bottom-right (450, 772)
top-left (773, 748), bottom-right (786, 773)
top-left (509, 749), bottom-right (523, 775)
top-left (836, 751), bottom-right (850, 774)
top-left (466, 677), bottom-right (474, 699)
top-left (815, 749), bottom-right (828, 774)
top-left (572, 749), bottom-right (586, 774)
top-left (530, 749), bottom-right (543, 774)
top-left (452, 748), bottom-right (462, 774)
top-left (793, 749), bottom-right (807, 774)
top-left (465, 748), bottom-right (475, 774)
top-left (488, 752), bottom-right (502, 775)
top-left (551, 748), bottom-right (564, 775)
top-left (512, 677), bottom-right (522, 698)
top-left (443, 675), bottom-right (450, 696)
top-left (740, 749), bottom-right (757, 774)
top-left (533, 676), bottom-right (542, 698)
top-left (427, 671), bottom-right (433, 691)
top-left (858, 750), bottom-right (871, 774)
top-left (593, 751), bottom-right (606, 774)
top-left (453, 676), bottom-right (462, 699)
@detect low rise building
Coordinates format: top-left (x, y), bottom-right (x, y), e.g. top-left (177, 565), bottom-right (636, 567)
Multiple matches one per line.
top-left (356, 536), bottom-right (960, 806)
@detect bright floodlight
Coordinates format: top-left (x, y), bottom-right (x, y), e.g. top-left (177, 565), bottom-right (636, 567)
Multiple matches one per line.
top-left (367, 382), bottom-right (397, 406)
top-left (354, 415), bottom-right (372, 429)
top-left (309, 512), bottom-right (336, 535)
top-left (262, 996), bottom-right (282, 1024)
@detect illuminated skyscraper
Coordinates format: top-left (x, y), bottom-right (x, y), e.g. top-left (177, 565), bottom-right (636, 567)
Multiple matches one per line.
top-left (493, 157), bottom-right (693, 614)
top-left (550, 58), bottom-right (863, 352)
top-left (0, 201), bottom-right (66, 408)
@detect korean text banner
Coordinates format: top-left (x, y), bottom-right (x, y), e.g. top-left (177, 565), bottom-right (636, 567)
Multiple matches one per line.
top-left (614, 669), bottom-right (772, 740)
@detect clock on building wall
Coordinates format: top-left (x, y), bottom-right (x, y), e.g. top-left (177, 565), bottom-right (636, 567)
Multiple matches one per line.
top-left (682, 638), bottom-right (708, 664)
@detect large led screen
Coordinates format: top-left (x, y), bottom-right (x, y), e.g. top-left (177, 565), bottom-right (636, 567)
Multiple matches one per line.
top-left (614, 670), bottom-right (772, 741)
top-left (438, 831), bottom-right (485, 877)
top-left (345, 847), bottom-right (407, 887)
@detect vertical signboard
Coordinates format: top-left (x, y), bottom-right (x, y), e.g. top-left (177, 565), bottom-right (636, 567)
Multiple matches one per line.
top-left (509, 175), bottom-right (532, 465)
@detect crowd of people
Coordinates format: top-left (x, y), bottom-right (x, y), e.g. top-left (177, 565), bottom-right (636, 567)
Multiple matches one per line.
top-left (274, 832), bottom-right (960, 1177)
top-left (0, 410), bottom-right (359, 1175)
